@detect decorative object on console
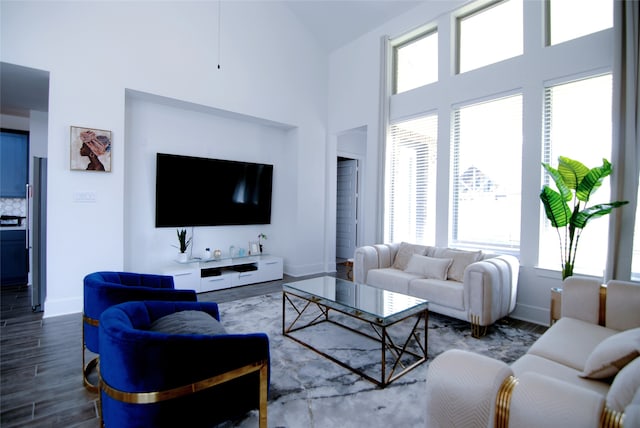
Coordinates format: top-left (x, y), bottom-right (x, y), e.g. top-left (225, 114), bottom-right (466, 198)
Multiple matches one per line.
top-left (258, 233), bottom-right (267, 253)
top-left (540, 156), bottom-right (628, 279)
top-left (213, 249), bottom-right (222, 259)
top-left (70, 126), bottom-right (112, 172)
top-left (249, 241), bottom-right (259, 255)
top-left (204, 248), bottom-right (211, 259)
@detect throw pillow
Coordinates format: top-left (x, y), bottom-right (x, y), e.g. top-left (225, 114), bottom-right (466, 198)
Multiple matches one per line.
top-left (431, 248), bottom-right (483, 282)
top-left (392, 242), bottom-right (429, 270)
top-left (607, 356), bottom-right (640, 412)
top-left (404, 254), bottom-right (453, 280)
top-left (149, 310), bottom-right (227, 336)
top-left (580, 327), bottom-right (640, 379)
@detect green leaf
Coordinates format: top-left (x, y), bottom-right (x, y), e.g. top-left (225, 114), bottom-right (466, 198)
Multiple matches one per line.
top-left (540, 186), bottom-right (571, 227)
top-left (575, 158), bottom-right (611, 202)
top-left (557, 156), bottom-right (589, 190)
top-left (572, 201), bottom-right (630, 229)
top-left (541, 162), bottom-right (572, 201)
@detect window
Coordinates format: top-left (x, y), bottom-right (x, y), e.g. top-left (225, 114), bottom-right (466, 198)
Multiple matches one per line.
top-left (548, 0), bottom-right (613, 45)
top-left (394, 30), bottom-right (438, 94)
top-left (540, 74), bottom-right (613, 276)
top-left (385, 115), bottom-right (438, 244)
top-left (458, 0), bottom-right (523, 73)
top-left (451, 94), bottom-right (522, 250)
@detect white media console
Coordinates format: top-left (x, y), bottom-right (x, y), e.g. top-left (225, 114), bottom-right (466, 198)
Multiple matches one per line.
top-left (165, 254), bottom-right (283, 293)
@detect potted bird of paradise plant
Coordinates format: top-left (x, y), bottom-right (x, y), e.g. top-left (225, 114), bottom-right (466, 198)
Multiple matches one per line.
top-left (540, 156), bottom-right (628, 280)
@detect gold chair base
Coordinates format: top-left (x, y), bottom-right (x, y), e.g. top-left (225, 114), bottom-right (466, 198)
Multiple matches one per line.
top-left (100, 360), bottom-right (268, 428)
top-left (469, 314), bottom-right (487, 338)
top-left (494, 374), bottom-right (625, 428)
top-left (83, 356), bottom-right (99, 392)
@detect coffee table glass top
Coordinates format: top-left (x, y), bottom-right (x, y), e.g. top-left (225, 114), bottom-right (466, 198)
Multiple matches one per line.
top-left (283, 276), bottom-right (427, 325)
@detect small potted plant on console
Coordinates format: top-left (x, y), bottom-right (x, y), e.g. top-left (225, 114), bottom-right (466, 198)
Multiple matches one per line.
top-left (174, 228), bottom-right (192, 262)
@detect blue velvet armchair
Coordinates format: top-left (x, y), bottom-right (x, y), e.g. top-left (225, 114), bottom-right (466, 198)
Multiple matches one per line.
top-left (98, 300), bottom-right (270, 428)
top-left (83, 271), bottom-right (197, 391)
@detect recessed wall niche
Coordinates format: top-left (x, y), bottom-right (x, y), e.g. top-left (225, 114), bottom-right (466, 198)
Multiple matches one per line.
top-left (123, 90), bottom-right (295, 273)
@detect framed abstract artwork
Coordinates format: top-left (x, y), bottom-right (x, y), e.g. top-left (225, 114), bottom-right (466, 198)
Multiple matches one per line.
top-left (70, 126), bottom-right (112, 172)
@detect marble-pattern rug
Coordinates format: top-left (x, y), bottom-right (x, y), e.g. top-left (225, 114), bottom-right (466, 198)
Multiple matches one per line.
top-left (217, 293), bottom-right (542, 428)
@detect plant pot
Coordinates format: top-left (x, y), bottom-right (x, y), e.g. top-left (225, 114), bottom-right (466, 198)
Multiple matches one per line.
top-left (177, 252), bottom-right (188, 263)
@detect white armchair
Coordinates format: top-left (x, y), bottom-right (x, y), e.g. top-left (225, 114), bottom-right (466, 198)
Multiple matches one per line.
top-left (425, 278), bottom-right (640, 428)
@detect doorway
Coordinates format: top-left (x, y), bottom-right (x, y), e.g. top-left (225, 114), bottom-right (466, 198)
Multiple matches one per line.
top-left (336, 157), bottom-right (358, 260)
top-left (1, 62), bottom-right (50, 312)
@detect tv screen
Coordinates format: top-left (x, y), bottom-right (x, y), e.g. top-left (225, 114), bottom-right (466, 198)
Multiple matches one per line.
top-left (155, 153), bottom-right (273, 227)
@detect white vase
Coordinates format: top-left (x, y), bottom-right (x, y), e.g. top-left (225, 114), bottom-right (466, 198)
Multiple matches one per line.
top-left (177, 252), bottom-right (188, 263)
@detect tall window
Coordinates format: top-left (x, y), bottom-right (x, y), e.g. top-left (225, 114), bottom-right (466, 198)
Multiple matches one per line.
top-left (547, 0), bottom-right (613, 45)
top-left (385, 115), bottom-right (438, 244)
top-left (458, 0), bottom-right (523, 73)
top-left (540, 74), bottom-right (613, 276)
top-left (451, 94), bottom-right (522, 250)
top-left (394, 30), bottom-right (438, 94)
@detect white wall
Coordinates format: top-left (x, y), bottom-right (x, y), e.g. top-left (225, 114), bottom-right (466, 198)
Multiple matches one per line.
top-left (1, 1), bottom-right (329, 317)
top-left (327, 0), bottom-right (616, 325)
top-left (124, 92), bottom-right (295, 272)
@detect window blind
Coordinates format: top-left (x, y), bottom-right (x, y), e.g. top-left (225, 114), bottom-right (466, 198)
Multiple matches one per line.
top-left (540, 74), bottom-right (613, 275)
top-left (451, 94), bottom-right (522, 250)
top-left (385, 115), bottom-right (438, 244)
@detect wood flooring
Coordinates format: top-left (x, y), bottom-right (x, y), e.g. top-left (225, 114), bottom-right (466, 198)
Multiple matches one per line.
top-left (0, 262), bottom-right (544, 426)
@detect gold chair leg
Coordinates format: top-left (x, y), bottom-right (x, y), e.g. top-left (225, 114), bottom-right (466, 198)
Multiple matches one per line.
top-left (259, 363), bottom-right (268, 428)
top-left (82, 318), bottom-right (100, 392)
top-left (470, 314), bottom-right (487, 338)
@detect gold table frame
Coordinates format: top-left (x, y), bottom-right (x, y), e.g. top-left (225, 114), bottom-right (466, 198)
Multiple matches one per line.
top-left (282, 283), bottom-right (428, 388)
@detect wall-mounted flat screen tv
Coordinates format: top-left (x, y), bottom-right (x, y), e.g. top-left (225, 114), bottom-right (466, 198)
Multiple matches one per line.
top-left (155, 153), bottom-right (273, 227)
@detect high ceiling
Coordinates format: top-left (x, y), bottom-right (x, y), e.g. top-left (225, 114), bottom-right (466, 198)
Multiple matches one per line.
top-left (0, 1), bottom-right (425, 117)
top-left (284, 0), bottom-right (424, 52)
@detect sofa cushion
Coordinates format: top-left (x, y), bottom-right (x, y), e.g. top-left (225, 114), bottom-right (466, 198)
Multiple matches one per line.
top-left (392, 242), bottom-right (430, 270)
top-left (607, 356), bottom-right (640, 412)
top-left (580, 327), bottom-right (640, 379)
top-left (366, 268), bottom-right (421, 295)
top-left (431, 248), bottom-right (482, 282)
top-left (404, 254), bottom-right (453, 280)
top-left (149, 310), bottom-right (227, 336)
top-left (528, 317), bottom-right (619, 372)
top-left (408, 278), bottom-right (464, 310)
top-left (511, 354), bottom-right (611, 397)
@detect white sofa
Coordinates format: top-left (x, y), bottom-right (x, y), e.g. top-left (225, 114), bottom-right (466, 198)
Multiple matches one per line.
top-left (353, 242), bottom-right (519, 335)
top-left (425, 277), bottom-right (640, 428)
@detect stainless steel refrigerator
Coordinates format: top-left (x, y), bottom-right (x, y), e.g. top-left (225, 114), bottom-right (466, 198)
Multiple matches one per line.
top-left (28, 157), bottom-right (47, 312)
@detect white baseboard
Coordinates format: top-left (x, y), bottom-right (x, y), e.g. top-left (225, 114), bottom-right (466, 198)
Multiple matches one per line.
top-left (510, 303), bottom-right (549, 327)
top-left (43, 296), bottom-right (82, 318)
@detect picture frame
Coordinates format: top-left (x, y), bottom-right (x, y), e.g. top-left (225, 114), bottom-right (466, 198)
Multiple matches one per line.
top-left (70, 126), bottom-right (112, 172)
top-left (249, 241), bottom-right (260, 255)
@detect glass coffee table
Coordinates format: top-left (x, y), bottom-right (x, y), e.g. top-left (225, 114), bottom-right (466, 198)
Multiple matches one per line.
top-left (282, 276), bottom-right (428, 387)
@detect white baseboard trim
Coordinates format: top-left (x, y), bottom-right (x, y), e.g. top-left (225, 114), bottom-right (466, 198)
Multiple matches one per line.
top-left (510, 303), bottom-right (549, 327)
top-left (43, 296), bottom-right (82, 319)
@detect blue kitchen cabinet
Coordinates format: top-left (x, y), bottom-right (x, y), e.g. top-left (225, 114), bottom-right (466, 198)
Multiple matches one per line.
top-left (1, 130), bottom-right (29, 198)
top-left (1, 230), bottom-right (28, 285)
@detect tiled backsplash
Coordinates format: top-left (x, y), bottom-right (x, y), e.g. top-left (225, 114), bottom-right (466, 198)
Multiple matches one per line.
top-left (0, 198), bottom-right (27, 216)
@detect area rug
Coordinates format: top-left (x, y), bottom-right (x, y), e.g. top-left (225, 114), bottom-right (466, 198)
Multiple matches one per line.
top-left (217, 293), bottom-right (542, 428)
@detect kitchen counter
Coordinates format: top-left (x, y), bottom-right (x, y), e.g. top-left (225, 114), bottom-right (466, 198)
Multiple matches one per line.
top-left (0, 225), bottom-right (26, 231)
